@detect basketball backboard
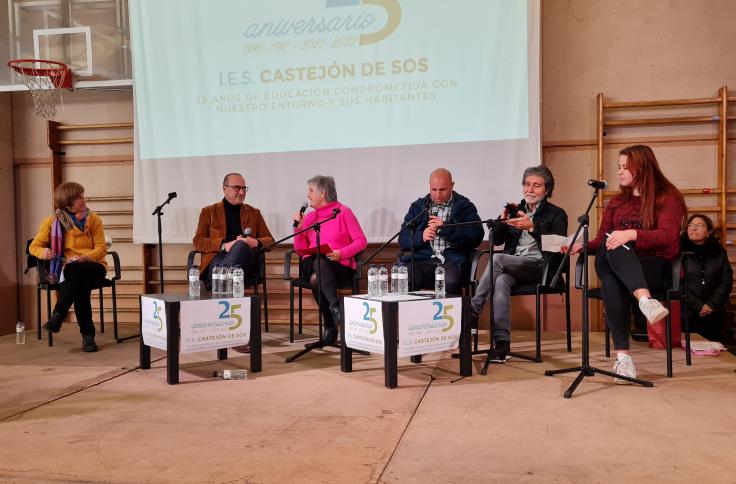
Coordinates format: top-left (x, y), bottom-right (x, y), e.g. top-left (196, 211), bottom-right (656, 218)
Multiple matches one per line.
top-left (1, 0), bottom-right (132, 91)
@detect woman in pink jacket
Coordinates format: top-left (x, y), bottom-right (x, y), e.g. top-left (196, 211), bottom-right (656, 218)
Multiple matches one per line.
top-left (293, 175), bottom-right (367, 346)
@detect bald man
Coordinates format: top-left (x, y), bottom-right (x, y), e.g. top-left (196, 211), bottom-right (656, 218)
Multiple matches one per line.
top-left (398, 168), bottom-right (484, 295)
top-left (193, 172), bottom-right (274, 289)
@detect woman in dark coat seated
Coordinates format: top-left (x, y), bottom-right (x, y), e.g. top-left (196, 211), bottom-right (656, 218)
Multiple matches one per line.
top-left (680, 213), bottom-right (733, 342)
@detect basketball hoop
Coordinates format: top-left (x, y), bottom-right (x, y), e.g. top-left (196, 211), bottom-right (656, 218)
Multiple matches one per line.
top-left (7, 59), bottom-right (72, 119)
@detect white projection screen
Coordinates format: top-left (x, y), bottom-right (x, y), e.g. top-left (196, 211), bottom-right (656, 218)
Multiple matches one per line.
top-left (130, 0), bottom-right (541, 244)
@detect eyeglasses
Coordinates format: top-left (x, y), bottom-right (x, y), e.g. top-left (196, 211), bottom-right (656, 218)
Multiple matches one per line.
top-left (224, 185), bottom-right (249, 193)
top-left (688, 223), bottom-right (707, 229)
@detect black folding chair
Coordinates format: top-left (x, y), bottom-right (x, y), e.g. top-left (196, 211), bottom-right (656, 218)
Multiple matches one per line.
top-left (25, 238), bottom-right (124, 345)
top-left (575, 252), bottom-right (692, 377)
top-left (283, 250), bottom-right (362, 343)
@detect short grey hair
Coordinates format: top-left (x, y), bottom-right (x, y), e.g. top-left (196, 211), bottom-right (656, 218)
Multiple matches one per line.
top-left (522, 165), bottom-right (555, 198)
top-left (308, 175), bottom-right (338, 202)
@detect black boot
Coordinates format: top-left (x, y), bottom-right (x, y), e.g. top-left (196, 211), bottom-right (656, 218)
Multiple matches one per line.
top-left (82, 334), bottom-right (98, 352)
top-left (320, 304), bottom-right (341, 346)
top-left (42, 312), bottom-right (64, 333)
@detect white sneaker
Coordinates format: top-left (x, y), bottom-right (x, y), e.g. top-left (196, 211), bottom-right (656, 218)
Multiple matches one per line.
top-left (638, 297), bottom-right (669, 324)
top-left (612, 353), bottom-right (637, 384)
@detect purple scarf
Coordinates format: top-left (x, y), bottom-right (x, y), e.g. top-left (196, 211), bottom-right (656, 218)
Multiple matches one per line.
top-left (47, 217), bottom-right (64, 284)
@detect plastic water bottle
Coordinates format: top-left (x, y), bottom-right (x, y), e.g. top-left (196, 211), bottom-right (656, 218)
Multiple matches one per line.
top-left (367, 265), bottom-right (379, 297)
top-left (213, 369), bottom-right (248, 380)
top-left (390, 265), bottom-right (399, 293)
top-left (398, 264), bottom-right (409, 295)
top-left (223, 265), bottom-right (233, 296)
top-left (211, 264), bottom-right (221, 294)
top-left (232, 265), bottom-right (244, 297)
top-left (378, 265), bottom-right (389, 296)
top-left (188, 265), bottom-right (200, 298)
top-left (16, 320), bottom-right (25, 344)
top-left (435, 264), bottom-right (446, 298)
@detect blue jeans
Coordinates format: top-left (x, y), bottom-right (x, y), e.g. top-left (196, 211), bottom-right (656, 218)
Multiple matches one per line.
top-left (471, 253), bottom-right (543, 342)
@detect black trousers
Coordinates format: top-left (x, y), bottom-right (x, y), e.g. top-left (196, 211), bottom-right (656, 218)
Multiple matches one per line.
top-left (52, 261), bottom-right (106, 336)
top-left (595, 244), bottom-right (670, 350)
top-left (408, 259), bottom-right (466, 295)
top-left (301, 255), bottom-right (355, 326)
top-left (686, 310), bottom-right (725, 342)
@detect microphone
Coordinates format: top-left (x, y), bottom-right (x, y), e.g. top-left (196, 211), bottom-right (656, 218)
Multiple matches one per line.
top-left (242, 227), bottom-right (252, 237)
top-left (293, 202), bottom-right (308, 228)
top-left (152, 192), bottom-right (177, 215)
top-left (332, 208), bottom-right (341, 216)
top-left (588, 179), bottom-right (608, 190)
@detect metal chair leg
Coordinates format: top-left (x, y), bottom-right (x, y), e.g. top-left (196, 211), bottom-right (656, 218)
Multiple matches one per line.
top-left (36, 287), bottom-right (42, 340)
top-left (535, 291), bottom-right (542, 362)
top-left (565, 288), bottom-right (572, 352)
top-left (298, 287), bottom-right (303, 335)
top-left (46, 289), bottom-right (53, 347)
top-left (289, 282), bottom-right (295, 343)
top-left (262, 277), bottom-right (269, 333)
top-left (99, 288), bottom-right (105, 333)
top-left (113, 282), bottom-right (119, 341)
top-left (665, 300), bottom-right (673, 378)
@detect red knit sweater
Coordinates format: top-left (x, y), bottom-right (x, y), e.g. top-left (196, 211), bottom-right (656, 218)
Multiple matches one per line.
top-left (588, 191), bottom-right (685, 261)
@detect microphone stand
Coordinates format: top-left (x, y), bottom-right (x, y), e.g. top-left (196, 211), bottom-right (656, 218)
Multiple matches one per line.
top-left (152, 194), bottom-right (176, 293)
top-left (439, 218), bottom-right (507, 366)
top-left (544, 188), bottom-right (653, 398)
top-left (267, 210), bottom-right (340, 363)
top-left (362, 204), bottom-right (431, 288)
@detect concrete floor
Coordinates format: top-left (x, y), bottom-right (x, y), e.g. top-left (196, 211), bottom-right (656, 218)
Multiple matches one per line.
top-left (1, 327), bottom-right (735, 483)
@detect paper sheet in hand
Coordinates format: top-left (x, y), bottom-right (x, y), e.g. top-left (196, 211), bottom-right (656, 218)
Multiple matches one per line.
top-left (302, 244), bottom-right (333, 256)
top-left (541, 234), bottom-right (576, 252)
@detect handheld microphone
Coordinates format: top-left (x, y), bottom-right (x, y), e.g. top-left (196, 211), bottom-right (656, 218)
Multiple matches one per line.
top-left (332, 208), bottom-right (341, 216)
top-left (242, 227), bottom-right (252, 237)
top-left (588, 179), bottom-right (608, 190)
top-left (293, 202), bottom-right (308, 228)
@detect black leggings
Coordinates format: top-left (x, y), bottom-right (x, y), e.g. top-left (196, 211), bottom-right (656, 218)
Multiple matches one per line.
top-left (301, 255), bottom-right (355, 324)
top-left (595, 244), bottom-right (670, 350)
top-left (53, 261), bottom-right (107, 336)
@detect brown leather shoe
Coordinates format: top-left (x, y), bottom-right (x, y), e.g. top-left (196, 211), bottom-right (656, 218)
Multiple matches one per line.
top-left (232, 344), bottom-right (250, 354)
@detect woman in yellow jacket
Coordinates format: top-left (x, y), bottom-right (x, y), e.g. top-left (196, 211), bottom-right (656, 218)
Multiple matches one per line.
top-left (30, 182), bottom-right (107, 352)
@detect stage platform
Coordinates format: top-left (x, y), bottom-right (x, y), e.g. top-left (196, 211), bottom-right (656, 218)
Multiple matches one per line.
top-left (1, 327), bottom-right (735, 483)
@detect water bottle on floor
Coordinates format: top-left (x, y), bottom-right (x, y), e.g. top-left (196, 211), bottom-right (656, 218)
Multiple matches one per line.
top-left (213, 369), bottom-right (248, 380)
top-left (435, 264), bottom-right (446, 298)
top-left (188, 265), bottom-right (200, 298)
top-left (232, 265), bottom-right (244, 297)
top-left (378, 265), bottom-right (389, 296)
top-left (16, 320), bottom-right (25, 345)
top-left (367, 265), bottom-right (379, 297)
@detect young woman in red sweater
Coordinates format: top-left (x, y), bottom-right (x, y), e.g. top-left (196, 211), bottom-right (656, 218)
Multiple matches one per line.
top-left (568, 145), bottom-right (686, 382)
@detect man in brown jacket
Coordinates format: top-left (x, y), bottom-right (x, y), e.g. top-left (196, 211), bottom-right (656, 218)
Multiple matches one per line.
top-left (193, 172), bottom-right (274, 289)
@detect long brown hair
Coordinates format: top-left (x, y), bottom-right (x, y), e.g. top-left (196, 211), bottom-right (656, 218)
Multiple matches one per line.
top-left (619, 145), bottom-right (685, 229)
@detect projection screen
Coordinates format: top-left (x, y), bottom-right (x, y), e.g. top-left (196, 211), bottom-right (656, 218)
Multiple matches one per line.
top-left (130, 0), bottom-right (541, 244)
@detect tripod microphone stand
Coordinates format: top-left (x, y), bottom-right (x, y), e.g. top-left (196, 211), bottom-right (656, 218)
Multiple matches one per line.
top-left (152, 192), bottom-right (177, 293)
top-left (544, 187), bottom-right (653, 398)
top-left (276, 209), bottom-right (340, 363)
